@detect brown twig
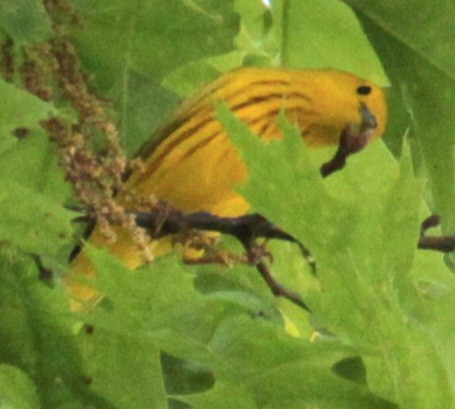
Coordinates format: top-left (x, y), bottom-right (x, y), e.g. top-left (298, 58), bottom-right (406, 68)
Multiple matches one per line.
top-left (133, 208), bottom-right (312, 311)
top-left (418, 236), bottom-right (455, 253)
top-left (252, 257), bottom-right (310, 311)
top-left (133, 210), bottom-right (296, 242)
top-left (418, 215), bottom-right (455, 253)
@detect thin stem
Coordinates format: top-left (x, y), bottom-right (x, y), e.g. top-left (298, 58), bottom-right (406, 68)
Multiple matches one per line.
top-left (255, 259), bottom-right (310, 311)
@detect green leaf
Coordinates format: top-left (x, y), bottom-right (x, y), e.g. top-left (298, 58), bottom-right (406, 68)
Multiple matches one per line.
top-left (162, 61), bottom-right (220, 99)
top-left (344, 0), bottom-right (455, 76)
top-left (217, 104), bottom-right (454, 408)
top-left (193, 315), bottom-right (396, 409)
top-left (343, 0), bottom-right (455, 234)
top-left (0, 365), bottom-right (39, 409)
top-left (0, 0), bottom-right (53, 45)
top-left (161, 353), bottom-right (214, 396)
top-left (80, 244), bottom-right (397, 409)
top-left (0, 180), bottom-right (74, 256)
top-left (215, 103), bottom-right (332, 247)
top-left (0, 132), bottom-right (74, 264)
top-left (71, 0), bottom-right (238, 85)
top-left (0, 79), bottom-right (57, 137)
top-left (163, 0), bottom-right (388, 99)
top-left (284, 0), bottom-right (387, 82)
top-left (70, 0), bottom-right (239, 153)
top-left (76, 248), bottom-right (185, 409)
top-left (232, 0), bottom-right (280, 65)
top-left (0, 247), bottom-right (111, 408)
top-left (179, 381), bottom-right (257, 409)
top-left (0, 132), bottom-right (71, 203)
top-left (106, 71), bottom-right (180, 155)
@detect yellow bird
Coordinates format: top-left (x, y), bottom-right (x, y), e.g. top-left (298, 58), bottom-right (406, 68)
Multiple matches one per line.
top-left (68, 67), bottom-right (387, 306)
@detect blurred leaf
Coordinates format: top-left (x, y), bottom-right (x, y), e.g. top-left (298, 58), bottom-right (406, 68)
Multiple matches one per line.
top-left (284, 0), bottom-right (387, 83)
top-left (0, 0), bottom-right (53, 45)
top-left (161, 353), bottom-right (214, 395)
top-left (343, 0), bottom-right (455, 234)
top-left (69, 0), bottom-right (239, 152)
top-left (163, 0), bottom-right (388, 97)
top-left (233, 0), bottom-right (280, 65)
top-left (179, 381), bottom-right (257, 409)
top-left (162, 61), bottom-right (220, 99)
top-left (0, 365), bottom-right (39, 409)
top-left (106, 71), bottom-right (180, 155)
top-left (70, 0), bottom-right (238, 86)
top-left (0, 247), bottom-right (111, 408)
top-left (343, 0), bottom-right (455, 77)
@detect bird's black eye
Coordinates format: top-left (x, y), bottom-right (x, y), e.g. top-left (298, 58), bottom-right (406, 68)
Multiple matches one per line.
top-left (356, 85), bottom-right (372, 95)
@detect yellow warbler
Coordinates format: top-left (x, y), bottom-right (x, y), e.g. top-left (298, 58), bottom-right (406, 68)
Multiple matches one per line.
top-left (68, 67), bottom-right (387, 305)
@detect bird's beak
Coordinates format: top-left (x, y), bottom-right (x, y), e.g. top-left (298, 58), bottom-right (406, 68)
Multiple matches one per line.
top-left (359, 102), bottom-right (377, 133)
top-left (320, 103), bottom-right (380, 178)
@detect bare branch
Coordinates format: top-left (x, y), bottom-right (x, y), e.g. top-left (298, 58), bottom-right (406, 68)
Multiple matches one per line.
top-left (419, 215), bottom-right (455, 253)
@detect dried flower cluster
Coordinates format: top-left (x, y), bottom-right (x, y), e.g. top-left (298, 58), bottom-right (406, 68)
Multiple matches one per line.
top-left (0, 0), bottom-right (153, 259)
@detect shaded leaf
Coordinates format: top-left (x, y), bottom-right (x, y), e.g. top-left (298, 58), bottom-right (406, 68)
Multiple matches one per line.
top-left (0, 0), bottom-right (53, 45)
top-left (344, 0), bottom-right (455, 234)
top-left (0, 365), bottom-right (39, 409)
top-left (0, 247), bottom-right (111, 408)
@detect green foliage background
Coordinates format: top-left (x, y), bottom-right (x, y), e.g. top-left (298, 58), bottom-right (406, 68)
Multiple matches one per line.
top-left (0, 0), bottom-right (455, 408)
